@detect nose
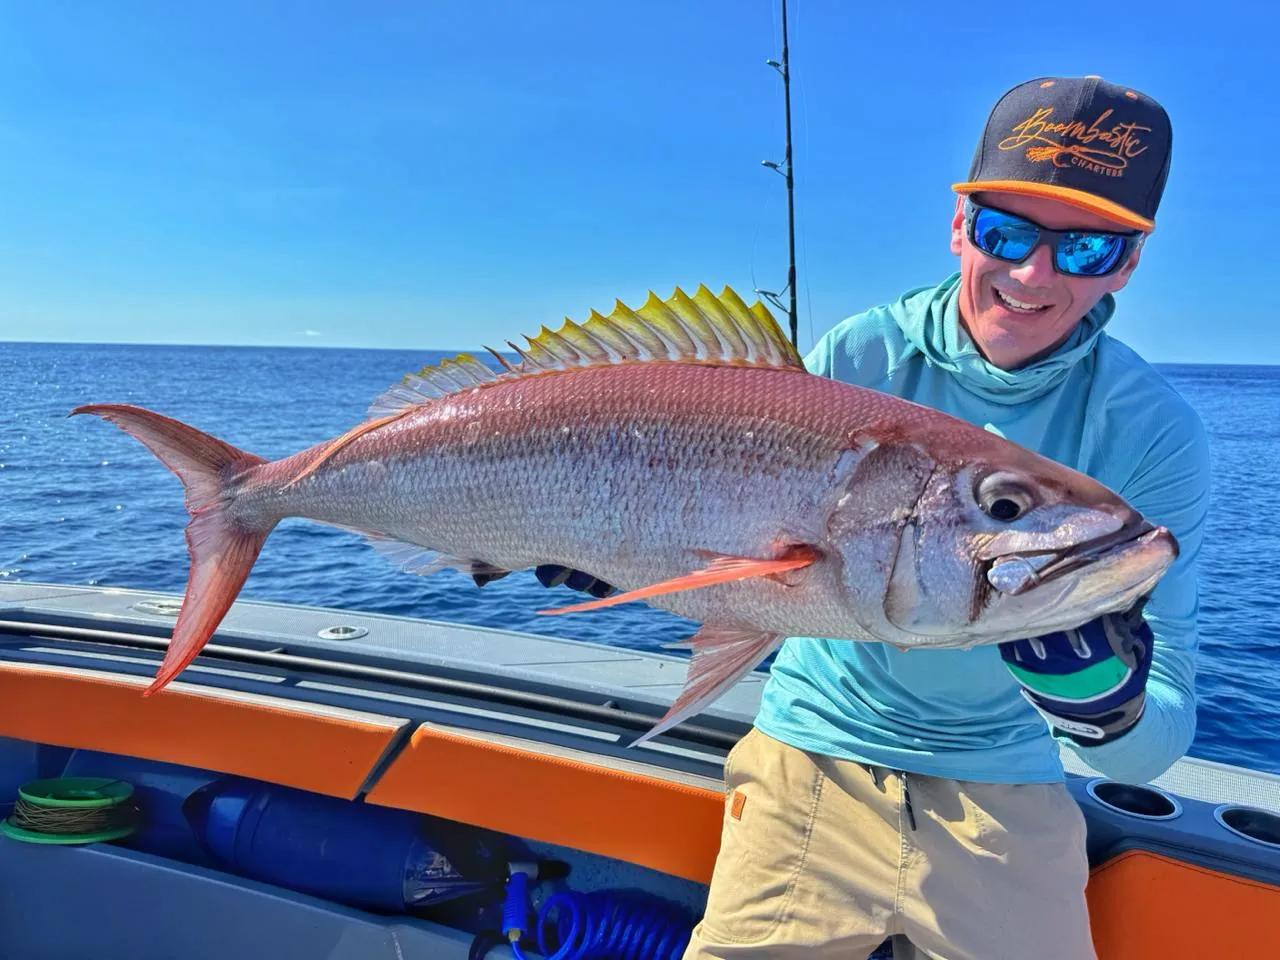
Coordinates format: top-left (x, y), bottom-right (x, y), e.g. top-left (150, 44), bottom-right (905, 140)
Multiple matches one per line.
top-left (1007, 242), bottom-right (1055, 287)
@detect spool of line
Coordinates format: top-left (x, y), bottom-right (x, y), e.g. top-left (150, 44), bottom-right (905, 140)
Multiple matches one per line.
top-left (1, 777), bottom-right (140, 845)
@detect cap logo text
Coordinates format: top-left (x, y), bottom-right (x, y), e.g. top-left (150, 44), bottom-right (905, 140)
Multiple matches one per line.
top-left (999, 107), bottom-right (1151, 178)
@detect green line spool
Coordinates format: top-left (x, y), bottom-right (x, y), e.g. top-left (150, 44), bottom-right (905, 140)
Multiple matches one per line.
top-left (1, 777), bottom-right (140, 845)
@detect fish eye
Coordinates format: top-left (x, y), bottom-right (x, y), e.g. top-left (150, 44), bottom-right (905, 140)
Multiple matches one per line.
top-left (988, 497), bottom-right (1023, 521)
top-left (976, 473), bottom-right (1034, 523)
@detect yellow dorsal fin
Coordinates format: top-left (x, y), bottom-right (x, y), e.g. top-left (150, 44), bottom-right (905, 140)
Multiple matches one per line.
top-left (367, 284), bottom-right (803, 417)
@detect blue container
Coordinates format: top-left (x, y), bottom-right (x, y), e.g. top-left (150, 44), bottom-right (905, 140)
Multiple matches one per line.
top-left (185, 779), bottom-right (503, 912)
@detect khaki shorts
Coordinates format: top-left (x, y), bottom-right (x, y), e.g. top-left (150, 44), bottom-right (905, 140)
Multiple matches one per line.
top-left (683, 728), bottom-right (1096, 960)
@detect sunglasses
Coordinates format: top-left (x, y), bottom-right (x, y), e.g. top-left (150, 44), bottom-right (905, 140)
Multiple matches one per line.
top-left (964, 199), bottom-right (1144, 278)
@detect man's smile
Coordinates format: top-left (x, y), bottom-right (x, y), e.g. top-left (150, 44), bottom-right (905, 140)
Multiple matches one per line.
top-left (992, 285), bottom-right (1052, 314)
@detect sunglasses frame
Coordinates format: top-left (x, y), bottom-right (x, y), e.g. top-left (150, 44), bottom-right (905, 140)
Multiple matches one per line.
top-left (963, 199), bottom-right (1145, 279)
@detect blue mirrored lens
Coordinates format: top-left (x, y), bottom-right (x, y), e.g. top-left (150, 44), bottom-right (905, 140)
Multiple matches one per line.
top-left (1056, 232), bottom-right (1126, 276)
top-left (972, 205), bottom-right (1129, 277)
top-left (972, 208), bottom-right (1037, 261)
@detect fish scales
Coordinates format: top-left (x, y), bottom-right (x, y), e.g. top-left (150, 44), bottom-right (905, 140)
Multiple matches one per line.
top-left (233, 363), bottom-right (912, 636)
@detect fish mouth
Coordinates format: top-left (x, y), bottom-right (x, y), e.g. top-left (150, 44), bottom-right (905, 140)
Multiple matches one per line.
top-left (986, 521), bottom-right (1178, 597)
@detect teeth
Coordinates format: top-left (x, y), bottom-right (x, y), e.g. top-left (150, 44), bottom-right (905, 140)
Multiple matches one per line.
top-left (995, 288), bottom-right (1048, 312)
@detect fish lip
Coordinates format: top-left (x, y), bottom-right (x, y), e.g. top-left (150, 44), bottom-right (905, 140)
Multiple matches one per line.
top-left (988, 520), bottom-right (1174, 597)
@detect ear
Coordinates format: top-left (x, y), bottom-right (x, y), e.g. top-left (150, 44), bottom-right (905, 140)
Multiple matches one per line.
top-left (1104, 241), bottom-right (1144, 294)
top-left (950, 196), bottom-right (966, 256)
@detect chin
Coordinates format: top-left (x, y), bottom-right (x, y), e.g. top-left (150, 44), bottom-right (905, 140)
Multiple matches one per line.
top-left (975, 307), bottom-right (1068, 367)
top-left (972, 317), bottom-right (1036, 363)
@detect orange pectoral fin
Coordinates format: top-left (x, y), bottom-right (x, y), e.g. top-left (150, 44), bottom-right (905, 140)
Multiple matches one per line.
top-left (537, 546), bottom-right (820, 616)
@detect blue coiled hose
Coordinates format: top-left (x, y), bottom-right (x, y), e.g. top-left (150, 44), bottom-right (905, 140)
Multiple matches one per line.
top-left (502, 873), bottom-right (691, 960)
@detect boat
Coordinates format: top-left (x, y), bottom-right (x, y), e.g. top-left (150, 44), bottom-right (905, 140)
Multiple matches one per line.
top-left (1, 580), bottom-right (1278, 958)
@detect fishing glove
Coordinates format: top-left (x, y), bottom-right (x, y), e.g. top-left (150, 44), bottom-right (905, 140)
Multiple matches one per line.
top-left (534, 565), bottom-right (617, 599)
top-left (1000, 600), bottom-right (1154, 746)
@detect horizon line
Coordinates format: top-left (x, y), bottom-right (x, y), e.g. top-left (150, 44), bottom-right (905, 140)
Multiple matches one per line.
top-left (3, 339), bottom-right (1276, 369)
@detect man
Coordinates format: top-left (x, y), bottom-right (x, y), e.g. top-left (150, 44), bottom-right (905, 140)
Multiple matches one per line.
top-left (678, 76), bottom-right (1210, 959)
top-left (541, 76), bottom-right (1208, 959)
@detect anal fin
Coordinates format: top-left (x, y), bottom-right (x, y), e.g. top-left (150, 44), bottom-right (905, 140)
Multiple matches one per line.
top-left (628, 624), bottom-right (780, 746)
top-left (365, 535), bottom-right (511, 586)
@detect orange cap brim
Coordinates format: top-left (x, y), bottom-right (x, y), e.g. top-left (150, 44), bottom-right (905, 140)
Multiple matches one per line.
top-left (952, 180), bottom-right (1155, 233)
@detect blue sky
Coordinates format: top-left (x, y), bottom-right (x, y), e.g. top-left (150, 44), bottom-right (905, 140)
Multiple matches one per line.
top-left (2, 1), bottom-right (1276, 363)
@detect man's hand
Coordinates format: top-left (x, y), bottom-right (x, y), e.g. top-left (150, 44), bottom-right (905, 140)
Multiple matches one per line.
top-left (534, 565), bottom-right (617, 600)
top-left (1000, 602), bottom-right (1154, 746)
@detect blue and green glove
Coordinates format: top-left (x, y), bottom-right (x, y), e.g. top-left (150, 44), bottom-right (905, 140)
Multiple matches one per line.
top-left (1000, 601), bottom-right (1153, 746)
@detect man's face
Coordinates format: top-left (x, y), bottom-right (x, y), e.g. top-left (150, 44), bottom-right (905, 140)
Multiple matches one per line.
top-left (949, 191), bottom-right (1144, 370)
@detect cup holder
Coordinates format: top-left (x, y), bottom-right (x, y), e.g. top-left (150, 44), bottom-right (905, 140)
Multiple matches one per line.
top-left (1214, 805), bottom-right (1280, 849)
top-left (1085, 779), bottom-right (1182, 820)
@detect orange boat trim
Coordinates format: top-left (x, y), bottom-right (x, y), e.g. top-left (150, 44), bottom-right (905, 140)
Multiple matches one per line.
top-left (1088, 848), bottom-right (1280, 958)
top-left (366, 723), bottom-right (727, 883)
top-left (0, 662), bottom-right (407, 799)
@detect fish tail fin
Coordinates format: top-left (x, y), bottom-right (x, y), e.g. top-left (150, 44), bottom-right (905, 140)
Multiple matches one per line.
top-left (628, 625), bottom-right (781, 747)
top-left (71, 404), bottom-right (274, 692)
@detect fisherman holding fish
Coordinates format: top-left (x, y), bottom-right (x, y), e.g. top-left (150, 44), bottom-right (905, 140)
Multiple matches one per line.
top-left (75, 72), bottom-right (1205, 960)
top-left (674, 77), bottom-right (1209, 960)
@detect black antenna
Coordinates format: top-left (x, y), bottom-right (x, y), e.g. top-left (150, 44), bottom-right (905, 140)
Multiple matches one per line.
top-left (757, 0), bottom-right (798, 347)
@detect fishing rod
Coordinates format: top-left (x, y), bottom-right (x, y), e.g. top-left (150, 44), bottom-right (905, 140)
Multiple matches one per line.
top-left (757, 0), bottom-right (799, 348)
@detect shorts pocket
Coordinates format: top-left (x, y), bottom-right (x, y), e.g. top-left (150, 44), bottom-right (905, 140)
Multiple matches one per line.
top-left (721, 727), bottom-right (757, 788)
top-left (698, 732), bottom-right (825, 945)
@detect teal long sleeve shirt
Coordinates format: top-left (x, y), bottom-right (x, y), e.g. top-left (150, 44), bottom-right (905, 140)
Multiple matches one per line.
top-left (755, 274), bottom-right (1211, 785)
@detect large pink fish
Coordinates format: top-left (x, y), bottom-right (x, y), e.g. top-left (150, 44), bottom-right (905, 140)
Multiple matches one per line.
top-left (74, 286), bottom-right (1176, 742)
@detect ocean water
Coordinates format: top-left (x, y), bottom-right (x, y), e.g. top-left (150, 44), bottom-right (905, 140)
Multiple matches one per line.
top-left (2, 342), bottom-right (1277, 775)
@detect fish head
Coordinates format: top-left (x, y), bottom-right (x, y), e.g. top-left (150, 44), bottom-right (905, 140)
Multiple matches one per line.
top-left (826, 437), bottom-right (1178, 647)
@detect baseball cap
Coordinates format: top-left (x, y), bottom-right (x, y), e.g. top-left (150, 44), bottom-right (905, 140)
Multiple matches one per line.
top-left (952, 76), bottom-right (1172, 232)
